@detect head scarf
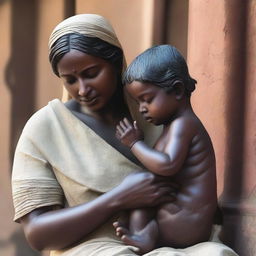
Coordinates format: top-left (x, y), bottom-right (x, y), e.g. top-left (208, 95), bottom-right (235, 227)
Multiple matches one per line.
top-left (49, 14), bottom-right (125, 64)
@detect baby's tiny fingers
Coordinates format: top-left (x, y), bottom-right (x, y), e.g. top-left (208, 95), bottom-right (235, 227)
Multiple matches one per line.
top-left (123, 118), bottom-right (132, 127)
top-left (133, 121), bottom-right (138, 129)
top-left (119, 120), bottom-right (128, 130)
top-left (113, 222), bottom-right (119, 228)
top-left (116, 125), bottom-right (124, 134)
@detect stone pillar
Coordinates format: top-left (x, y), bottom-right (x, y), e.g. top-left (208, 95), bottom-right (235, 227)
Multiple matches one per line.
top-left (188, 0), bottom-right (256, 255)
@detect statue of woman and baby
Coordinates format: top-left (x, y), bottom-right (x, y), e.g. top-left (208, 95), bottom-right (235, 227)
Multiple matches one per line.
top-left (11, 14), bottom-right (238, 256)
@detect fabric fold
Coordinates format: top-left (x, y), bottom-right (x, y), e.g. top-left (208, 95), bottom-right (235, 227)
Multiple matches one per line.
top-left (13, 179), bottom-right (64, 222)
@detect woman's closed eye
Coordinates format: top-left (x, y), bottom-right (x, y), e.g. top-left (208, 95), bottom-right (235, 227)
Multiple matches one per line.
top-left (62, 68), bottom-right (99, 85)
top-left (65, 77), bottom-right (76, 85)
top-left (81, 67), bottom-right (99, 79)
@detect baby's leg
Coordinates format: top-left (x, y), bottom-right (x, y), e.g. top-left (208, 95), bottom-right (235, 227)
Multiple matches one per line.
top-left (130, 208), bottom-right (155, 233)
top-left (156, 203), bottom-right (212, 247)
top-left (114, 208), bottom-right (158, 254)
top-left (156, 203), bottom-right (183, 247)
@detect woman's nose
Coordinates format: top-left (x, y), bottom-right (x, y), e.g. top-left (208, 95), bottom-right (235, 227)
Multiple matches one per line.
top-left (78, 80), bottom-right (90, 96)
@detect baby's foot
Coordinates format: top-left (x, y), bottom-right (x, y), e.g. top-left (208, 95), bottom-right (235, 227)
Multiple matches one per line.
top-left (113, 221), bottom-right (130, 238)
top-left (113, 221), bottom-right (158, 255)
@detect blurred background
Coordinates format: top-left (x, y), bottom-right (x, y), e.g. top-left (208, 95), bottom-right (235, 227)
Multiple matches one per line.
top-left (0, 0), bottom-right (255, 255)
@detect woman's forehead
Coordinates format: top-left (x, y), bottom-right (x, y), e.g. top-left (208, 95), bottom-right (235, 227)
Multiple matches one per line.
top-left (57, 50), bottom-right (107, 75)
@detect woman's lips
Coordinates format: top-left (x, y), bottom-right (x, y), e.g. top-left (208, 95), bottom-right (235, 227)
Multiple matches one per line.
top-left (79, 96), bottom-right (98, 105)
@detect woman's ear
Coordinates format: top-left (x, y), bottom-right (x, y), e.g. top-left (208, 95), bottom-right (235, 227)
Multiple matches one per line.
top-left (172, 80), bottom-right (185, 100)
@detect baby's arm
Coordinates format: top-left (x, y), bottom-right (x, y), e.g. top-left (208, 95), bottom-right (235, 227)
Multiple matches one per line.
top-left (116, 117), bottom-right (193, 177)
top-left (116, 118), bottom-right (144, 148)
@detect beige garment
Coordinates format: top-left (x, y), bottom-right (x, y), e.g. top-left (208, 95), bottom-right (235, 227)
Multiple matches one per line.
top-left (12, 99), bottom-right (141, 221)
top-left (12, 99), bottom-right (238, 255)
top-left (48, 14), bottom-right (122, 50)
top-left (51, 238), bottom-right (238, 256)
top-left (50, 226), bottom-right (238, 256)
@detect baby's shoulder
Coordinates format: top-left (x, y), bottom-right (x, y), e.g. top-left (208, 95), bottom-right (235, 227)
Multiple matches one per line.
top-left (170, 114), bottom-right (201, 135)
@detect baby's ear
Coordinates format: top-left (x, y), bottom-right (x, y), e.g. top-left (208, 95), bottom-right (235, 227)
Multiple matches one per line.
top-left (172, 80), bottom-right (185, 100)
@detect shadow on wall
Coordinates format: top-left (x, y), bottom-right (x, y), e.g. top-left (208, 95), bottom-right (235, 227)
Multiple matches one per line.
top-left (5, 0), bottom-right (37, 164)
top-left (4, 0), bottom-right (39, 255)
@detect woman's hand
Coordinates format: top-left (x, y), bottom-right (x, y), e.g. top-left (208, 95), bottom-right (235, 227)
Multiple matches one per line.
top-left (116, 118), bottom-right (144, 148)
top-left (113, 172), bottom-right (178, 210)
top-left (20, 172), bottom-right (177, 251)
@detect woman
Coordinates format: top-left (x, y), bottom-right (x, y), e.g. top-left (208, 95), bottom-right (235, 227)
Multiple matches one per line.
top-left (12, 14), bottom-right (238, 256)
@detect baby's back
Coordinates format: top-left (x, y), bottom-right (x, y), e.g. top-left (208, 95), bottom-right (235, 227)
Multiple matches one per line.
top-left (155, 115), bottom-right (217, 247)
top-left (174, 120), bottom-right (217, 209)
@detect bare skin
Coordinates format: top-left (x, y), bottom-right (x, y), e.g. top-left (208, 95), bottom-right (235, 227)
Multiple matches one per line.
top-left (115, 81), bottom-right (217, 254)
top-left (19, 51), bottom-right (177, 251)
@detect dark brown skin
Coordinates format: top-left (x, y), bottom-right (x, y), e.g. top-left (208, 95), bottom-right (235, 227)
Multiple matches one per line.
top-left (115, 81), bottom-right (217, 254)
top-left (19, 50), bottom-right (176, 251)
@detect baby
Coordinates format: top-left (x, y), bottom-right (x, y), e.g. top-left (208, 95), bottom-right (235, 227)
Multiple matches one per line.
top-left (115, 45), bottom-right (217, 254)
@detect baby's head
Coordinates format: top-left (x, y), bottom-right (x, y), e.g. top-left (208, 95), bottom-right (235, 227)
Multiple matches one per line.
top-left (123, 45), bottom-right (197, 97)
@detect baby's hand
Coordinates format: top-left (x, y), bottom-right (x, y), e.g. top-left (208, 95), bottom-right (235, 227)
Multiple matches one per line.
top-left (116, 118), bottom-right (144, 148)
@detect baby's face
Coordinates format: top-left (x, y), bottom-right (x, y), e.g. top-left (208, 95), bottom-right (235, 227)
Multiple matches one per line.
top-left (126, 81), bottom-right (179, 125)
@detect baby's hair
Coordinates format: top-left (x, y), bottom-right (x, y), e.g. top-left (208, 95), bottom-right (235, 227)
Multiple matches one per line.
top-left (123, 45), bottom-right (197, 97)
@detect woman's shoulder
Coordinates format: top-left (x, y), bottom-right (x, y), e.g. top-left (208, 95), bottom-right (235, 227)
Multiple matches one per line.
top-left (22, 98), bottom-right (63, 135)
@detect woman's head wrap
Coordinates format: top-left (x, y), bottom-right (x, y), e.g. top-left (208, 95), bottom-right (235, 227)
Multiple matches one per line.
top-left (48, 14), bottom-right (126, 69)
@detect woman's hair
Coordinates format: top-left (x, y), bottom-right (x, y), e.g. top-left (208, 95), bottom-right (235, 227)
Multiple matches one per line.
top-left (123, 45), bottom-right (197, 97)
top-left (49, 33), bottom-right (123, 78)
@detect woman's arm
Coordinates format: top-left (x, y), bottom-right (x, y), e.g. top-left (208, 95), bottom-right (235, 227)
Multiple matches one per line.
top-left (21, 172), bottom-right (175, 251)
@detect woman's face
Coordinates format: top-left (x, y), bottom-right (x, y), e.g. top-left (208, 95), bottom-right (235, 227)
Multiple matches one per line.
top-left (57, 49), bottom-right (117, 112)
